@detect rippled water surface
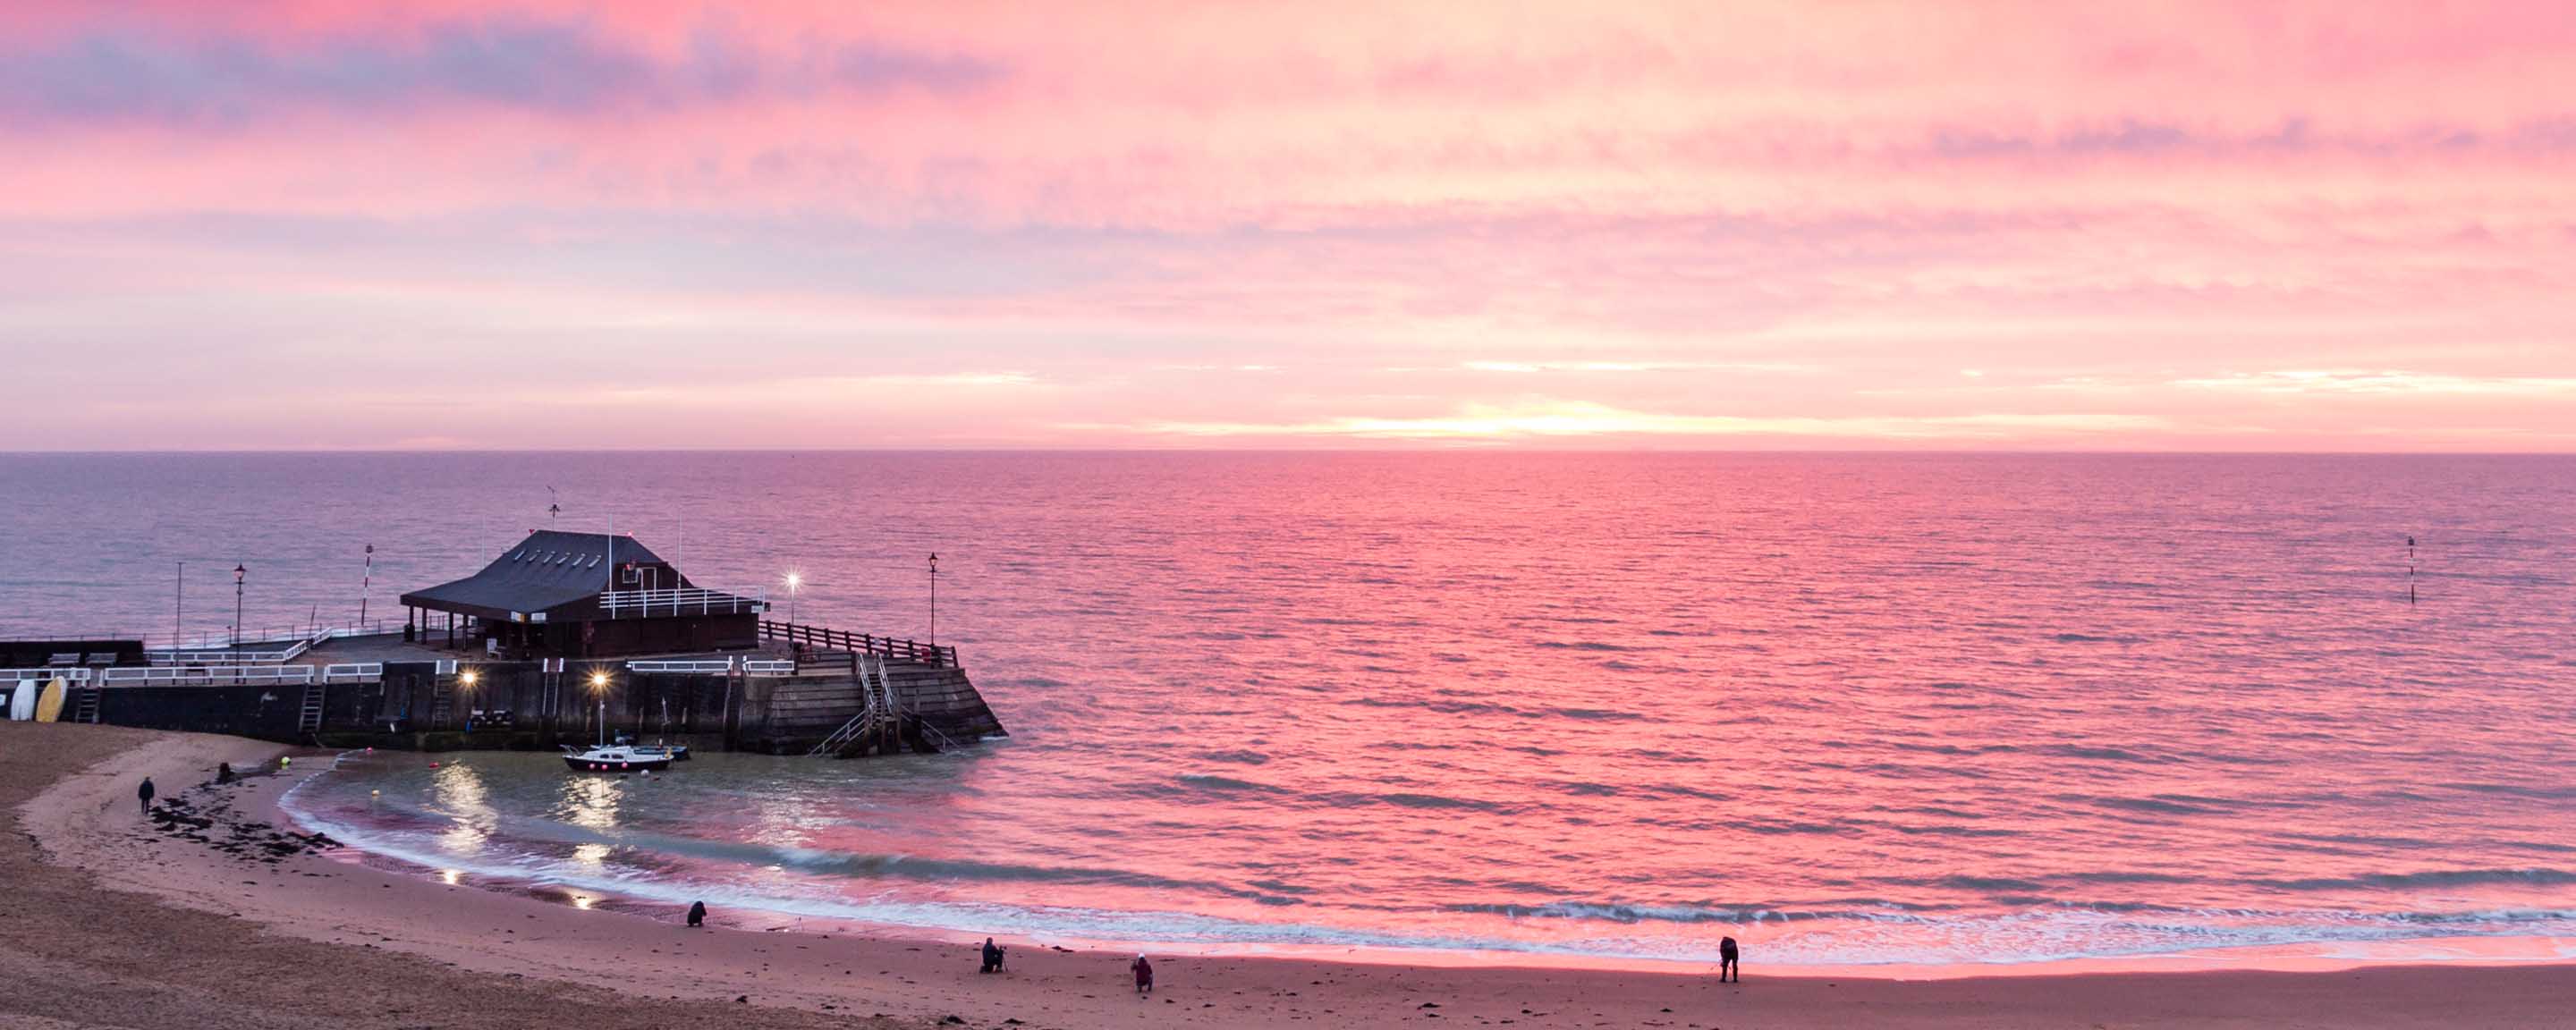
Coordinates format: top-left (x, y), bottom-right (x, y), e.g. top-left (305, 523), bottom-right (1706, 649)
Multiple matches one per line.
top-left (6, 452), bottom-right (2574, 967)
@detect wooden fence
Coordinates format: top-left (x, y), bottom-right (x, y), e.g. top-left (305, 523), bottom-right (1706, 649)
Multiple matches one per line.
top-left (759, 621), bottom-right (957, 668)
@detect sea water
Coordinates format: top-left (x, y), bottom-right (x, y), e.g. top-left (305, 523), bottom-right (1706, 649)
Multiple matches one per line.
top-left (5, 452), bottom-right (2573, 967)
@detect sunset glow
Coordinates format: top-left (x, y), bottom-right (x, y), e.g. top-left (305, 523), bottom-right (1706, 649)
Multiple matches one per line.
top-left (2, 2), bottom-right (2571, 450)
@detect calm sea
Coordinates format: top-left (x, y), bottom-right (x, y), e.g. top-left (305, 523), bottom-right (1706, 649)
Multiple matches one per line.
top-left (5, 452), bottom-right (2573, 968)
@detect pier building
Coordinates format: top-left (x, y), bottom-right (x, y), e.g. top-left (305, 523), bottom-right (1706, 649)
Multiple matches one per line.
top-left (1, 533), bottom-right (1004, 757)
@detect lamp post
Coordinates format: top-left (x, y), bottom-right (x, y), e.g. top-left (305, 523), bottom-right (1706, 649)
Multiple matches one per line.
top-left (360, 544), bottom-right (374, 631)
top-left (785, 571), bottom-right (802, 624)
top-left (589, 671), bottom-right (611, 747)
top-left (458, 670), bottom-right (479, 731)
top-left (928, 553), bottom-right (938, 649)
top-left (233, 564), bottom-right (246, 650)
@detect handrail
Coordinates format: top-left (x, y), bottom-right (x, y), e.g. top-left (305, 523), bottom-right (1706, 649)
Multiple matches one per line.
top-left (626, 659), bottom-right (734, 674)
top-left (143, 621), bottom-right (396, 664)
top-left (625, 657), bottom-right (797, 677)
top-left (597, 588), bottom-right (769, 619)
top-left (759, 620), bottom-right (959, 668)
top-left (101, 665), bottom-right (314, 686)
top-left (809, 654), bottom-right (898, 756)
top-left (10, 663), bottom-right (379, 687)
top-left (147, 620), bottom-right (396, 654)
top-left (148, 646), bottom-right (304, 665)
top-left (0, 668), bottom-right (94, 684)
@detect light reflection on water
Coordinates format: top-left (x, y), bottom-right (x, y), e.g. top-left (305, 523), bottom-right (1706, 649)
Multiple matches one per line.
top-left (430, 763), bottom-right (489, 854)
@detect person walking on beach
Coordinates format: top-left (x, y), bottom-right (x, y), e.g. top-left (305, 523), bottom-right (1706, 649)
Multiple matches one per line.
top-left (1131, 954), bottom-right (1154, 995)
top-left (137, 776), bottom-right (155, 815)
top-left (686, 901), bottom-right (707, 928)
top-left (1718, 936), bottom-right (1740, 983)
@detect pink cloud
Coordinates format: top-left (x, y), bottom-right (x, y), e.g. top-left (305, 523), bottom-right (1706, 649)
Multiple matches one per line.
top-left (0, 1), bottom-right (2569, 449)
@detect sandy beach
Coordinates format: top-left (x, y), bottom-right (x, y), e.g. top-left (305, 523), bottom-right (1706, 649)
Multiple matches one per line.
top-left (8, 722), bottom-right (2572, 1030)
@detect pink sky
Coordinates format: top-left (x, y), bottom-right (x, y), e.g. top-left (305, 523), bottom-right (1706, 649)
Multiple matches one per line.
top-left (1, 1), bottom-right (2571, 450)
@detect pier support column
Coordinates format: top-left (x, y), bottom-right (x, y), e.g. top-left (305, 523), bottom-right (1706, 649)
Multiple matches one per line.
top-left (721, 667), bottom-right (741, 752)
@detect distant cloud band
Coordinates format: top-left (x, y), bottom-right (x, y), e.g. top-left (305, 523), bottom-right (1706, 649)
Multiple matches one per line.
top-left (0, 17), bottom-right (1001, 125)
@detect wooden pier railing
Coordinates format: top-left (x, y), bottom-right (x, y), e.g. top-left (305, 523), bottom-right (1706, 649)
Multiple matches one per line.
top-left (760, 621), bottom-right (957, 668)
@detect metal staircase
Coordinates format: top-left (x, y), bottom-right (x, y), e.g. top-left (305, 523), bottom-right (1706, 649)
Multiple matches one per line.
top-left (808, 654), bottom-right (904, 756)
top-left (296, 682), bottom-right (327, 737)
top-left (426, 673), bottom-right (456, 730)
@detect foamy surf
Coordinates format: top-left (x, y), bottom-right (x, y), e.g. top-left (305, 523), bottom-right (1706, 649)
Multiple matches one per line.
top-left (279, 753), bottom-right (2576, 972)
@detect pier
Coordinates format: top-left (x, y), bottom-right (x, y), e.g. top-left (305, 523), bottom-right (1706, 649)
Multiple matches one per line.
top-left (0, 532), bottom-right (1005, 756)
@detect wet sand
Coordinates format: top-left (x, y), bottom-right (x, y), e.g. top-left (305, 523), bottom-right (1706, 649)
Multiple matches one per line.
top-left (10, 722), bottom-right (2573, 1029)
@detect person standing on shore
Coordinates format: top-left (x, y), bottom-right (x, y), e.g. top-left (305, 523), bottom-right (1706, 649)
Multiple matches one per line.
top-left (1718, 936), bottom-right (1740, 983)
top-left (137, 777), bottom-right (154, 815)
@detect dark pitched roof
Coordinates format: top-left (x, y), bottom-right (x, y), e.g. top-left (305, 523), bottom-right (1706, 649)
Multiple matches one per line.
top-left (400, 530), bottom-right (678, 621)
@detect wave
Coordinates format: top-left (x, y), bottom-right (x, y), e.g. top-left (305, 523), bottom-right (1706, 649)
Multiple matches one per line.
top-left (283, 808), bottom-right (2576, 967)
top-left (2256, 868), bottom-right (2576, 892)
top-left (281, 753), bottom-right (2576, 970)
top-left (1171, 773), bottom-right (1288, 795)
top-left (1330, 790), bottom-right (1512, 813)
top-left (291, 784), bottom-right (1237, 897)
top-left (1548, 707), bottom-right (1642, 721)
top-left (1448, 900), bottom-right (1881, 924)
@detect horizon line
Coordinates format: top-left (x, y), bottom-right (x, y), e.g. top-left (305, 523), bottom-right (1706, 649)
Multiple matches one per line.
top-left (5, 447), bottom-right (2573, 458)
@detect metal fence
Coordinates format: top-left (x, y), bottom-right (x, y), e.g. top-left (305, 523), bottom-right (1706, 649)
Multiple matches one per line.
top-left (0, 668), bottom-right (93, 684)
top-left (144, 622), bottom-right (397, 665)
top-left (103, 665), bottom-right (314, 686)
top-left (626, 656), bottom-right (796, 676)
top-left (597, 588), bottom-right (769, 619)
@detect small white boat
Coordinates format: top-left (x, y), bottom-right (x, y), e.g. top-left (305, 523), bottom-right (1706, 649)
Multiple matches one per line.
top-left (565, 693), bottom-right (684, 772)
top-left (564, 745), bottom-right (674, 772)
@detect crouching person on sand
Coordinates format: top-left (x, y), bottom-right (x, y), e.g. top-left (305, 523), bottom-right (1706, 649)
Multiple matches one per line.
top-left (686, 901), bottom-right (707, 928)
top-left (980, 938), bottom-right (1005, 974)
top-left (1131, 954), bottom-right (1154, 994)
